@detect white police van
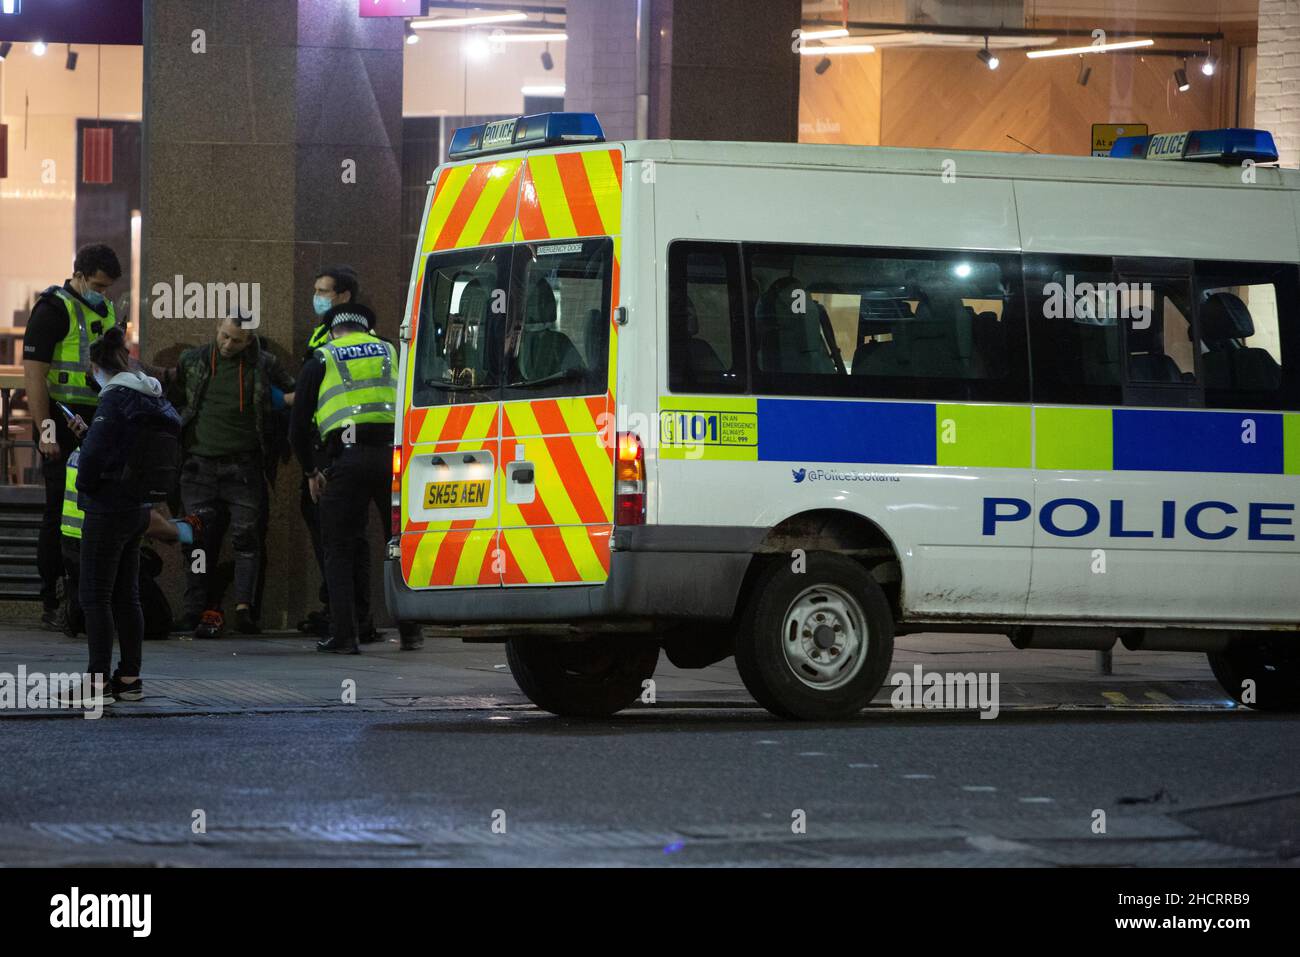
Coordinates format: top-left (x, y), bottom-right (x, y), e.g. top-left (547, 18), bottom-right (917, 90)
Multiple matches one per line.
top-left (387, 116), bottom-right (1300, 719)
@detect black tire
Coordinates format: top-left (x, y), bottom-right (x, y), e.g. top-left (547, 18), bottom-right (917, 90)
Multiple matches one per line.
top-left (506, 636), bottom-right (659, 718)
top-left (1208, 635), bottom-right (1300, 712)
top-left (735, 553), bottom-right (893, 720)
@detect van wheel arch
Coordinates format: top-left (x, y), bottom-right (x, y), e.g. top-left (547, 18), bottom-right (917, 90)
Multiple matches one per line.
top-left (744, 509), bottom-right (904, 620)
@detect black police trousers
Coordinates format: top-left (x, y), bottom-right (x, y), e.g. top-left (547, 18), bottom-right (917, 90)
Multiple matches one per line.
top-left (318, 442), bottom-right (418, 646)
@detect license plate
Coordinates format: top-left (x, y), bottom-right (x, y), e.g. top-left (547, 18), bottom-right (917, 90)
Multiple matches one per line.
top-left (423, 479), bottom-right (490, 509)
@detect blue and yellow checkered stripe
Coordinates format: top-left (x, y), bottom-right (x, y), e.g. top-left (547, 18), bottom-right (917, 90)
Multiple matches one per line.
top-left (659, 397), bottom-right (1300, 475)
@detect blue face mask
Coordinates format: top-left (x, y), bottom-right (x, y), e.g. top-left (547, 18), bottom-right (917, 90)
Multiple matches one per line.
top-left (313, 295), bottom-right (333, 317)
top-left (83, 289), bottom-right (106, 309)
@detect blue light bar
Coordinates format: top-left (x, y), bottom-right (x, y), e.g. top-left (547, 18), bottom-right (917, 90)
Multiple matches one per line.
top-left (1109, 128), bottom-right (1278, 163)
top-left (448, 113), bottom-right (605, 160)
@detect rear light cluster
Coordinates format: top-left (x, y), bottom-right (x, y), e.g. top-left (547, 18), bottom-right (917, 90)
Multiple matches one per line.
top-left (614, 431), bottom-right (645, 526)
top-left (391, 445), bottom-right (402, 536)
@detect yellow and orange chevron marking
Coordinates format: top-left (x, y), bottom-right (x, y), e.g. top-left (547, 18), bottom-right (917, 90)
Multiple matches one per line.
top-left (401, 146), bottom-right (623, 591)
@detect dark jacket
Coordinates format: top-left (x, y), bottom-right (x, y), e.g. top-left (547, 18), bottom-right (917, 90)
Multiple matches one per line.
top-left (77, 372), bottom-right (182, 513)
top-left (168, 336), bottom-right (295, 467)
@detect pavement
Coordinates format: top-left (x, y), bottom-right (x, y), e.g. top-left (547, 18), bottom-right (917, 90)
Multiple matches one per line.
top-left (0, 610), bottom-right (1233, 718)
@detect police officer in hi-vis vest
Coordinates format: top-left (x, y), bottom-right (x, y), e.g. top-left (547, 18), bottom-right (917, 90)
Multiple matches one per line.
top-left (289, 303), bottom-right (423, 654)
top-left (295, 265), bottom-right (361, 637)
top-left (22, 243), bottom-right (121, 629)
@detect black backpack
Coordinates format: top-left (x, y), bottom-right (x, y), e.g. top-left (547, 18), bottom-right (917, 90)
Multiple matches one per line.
top-left (121, 411), bottom-right (182, 503)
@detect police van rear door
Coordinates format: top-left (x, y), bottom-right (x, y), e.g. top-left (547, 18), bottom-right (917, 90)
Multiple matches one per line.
top-left (497, 146), bottom-right (623, 586)
top-left (398, 154), bottom-right (525, 590)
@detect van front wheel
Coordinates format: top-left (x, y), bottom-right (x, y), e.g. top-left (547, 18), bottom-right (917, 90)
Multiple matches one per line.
top-left (506, 636), bottom-right (659, 718)
top-left (735, 553), bottom-right (894, 720)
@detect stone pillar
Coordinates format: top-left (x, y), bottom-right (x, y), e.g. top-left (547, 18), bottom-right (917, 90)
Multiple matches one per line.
top-left (565, 0), bottom-right (801, 143)
top-left (141, 0), bottom-right (404, 629)
top-left (650, 0), bottom-right (800, 141)
top-left (1257, 0), bottom-right (1300, 168)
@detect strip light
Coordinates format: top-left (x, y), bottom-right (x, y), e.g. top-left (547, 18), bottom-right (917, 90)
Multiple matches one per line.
top-left (1026, 38), bottom-right (1153, 59)
top-left (800, 27), bottom-right (850, 40)
top-left (413, 12), bottom-right (528, 29)
top-left (521, 85), bottom-right (565, 96)
top-left (799, 43), bottom-right (877, 55)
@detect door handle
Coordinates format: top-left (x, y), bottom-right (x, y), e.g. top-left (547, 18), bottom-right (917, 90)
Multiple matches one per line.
top-left (512, 467), bottom-right (535, 484)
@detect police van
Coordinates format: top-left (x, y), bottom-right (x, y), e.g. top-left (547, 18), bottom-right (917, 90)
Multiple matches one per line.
top-left (386, 115), bottom-right (1300, 719)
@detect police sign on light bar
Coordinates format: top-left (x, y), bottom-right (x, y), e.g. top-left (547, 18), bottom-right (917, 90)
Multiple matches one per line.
top-left (1108, 127), bottom-right (1279, 164)
top-left (448, 113), bottom-right (605, 160)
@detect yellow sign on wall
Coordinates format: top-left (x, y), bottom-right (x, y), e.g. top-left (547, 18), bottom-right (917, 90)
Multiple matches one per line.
top-left (1092, 123), bottom-right (1148, 157)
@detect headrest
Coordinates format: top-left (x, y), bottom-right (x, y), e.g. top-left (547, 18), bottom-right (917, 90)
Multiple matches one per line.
top-left (526, 278), bottom-right (557, 327)
top-left (1200, 291), bottom-right (1255, 340)
top-left (761, 277), bottom-right (804, 319)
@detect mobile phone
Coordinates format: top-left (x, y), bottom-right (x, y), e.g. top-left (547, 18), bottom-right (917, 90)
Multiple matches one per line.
top-left (55, 402), bottom-right (75, 422)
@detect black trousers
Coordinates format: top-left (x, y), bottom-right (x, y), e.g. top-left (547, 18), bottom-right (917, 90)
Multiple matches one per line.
top-left (80, 506), bottom-right (150, 680)
top-left (39, 453), bottom-right (69, 610)
top-left (319, 442), bottom-right (417, 646)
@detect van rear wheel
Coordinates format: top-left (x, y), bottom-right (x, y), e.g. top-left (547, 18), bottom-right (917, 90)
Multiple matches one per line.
top-left (735, 553), bottom-right (894, 720)
top-left (1208, 635), bottom-right (1300, 712)
top-left (506, 636), bottom-right (659, 718)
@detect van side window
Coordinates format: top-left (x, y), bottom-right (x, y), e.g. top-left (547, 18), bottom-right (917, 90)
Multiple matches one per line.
top-left (744, 244), bottom-right (1027, 402)
top-left (505, 238), bottom-right (613, 401)
top-left (1195, 261), bottom-right (1300, 411)
top-left (667, 242), bottom-right (747, 394)
top-left (1024, 254), bottom-right (1124, 406)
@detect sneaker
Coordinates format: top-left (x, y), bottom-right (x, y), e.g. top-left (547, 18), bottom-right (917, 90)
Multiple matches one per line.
top-left (172, 612), bottom-right (200, 635)
top-left (194, 609), bottom-right (224, 639)
top-left (109, 670), bottom-right (143, 702)
top-left (400, 634), bottom-right (424, 651)
top-left (235, 606), bottom-right (260, 635)
top-left (358, 622), bottom-right (383, 645)
top-left (57, 679), bottom-right (113, 708)
top-left (41, 606), bottom-right (65, 632)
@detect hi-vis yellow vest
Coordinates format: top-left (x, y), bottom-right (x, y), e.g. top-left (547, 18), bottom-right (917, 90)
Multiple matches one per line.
top-left (313, 331), bottom-right (397, 439)
top-left (46, 288), bottom-right (116, 406)
top-left (61, 450), bottom-right (84, 540)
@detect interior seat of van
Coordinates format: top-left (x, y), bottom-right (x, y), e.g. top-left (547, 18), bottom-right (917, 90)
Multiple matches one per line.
top-left (755, 276), bottom-right (839, 375)
top-left (515, 277), bottom-right (586, 383)
top-left (1199, 291), bottom-right (1282, 392)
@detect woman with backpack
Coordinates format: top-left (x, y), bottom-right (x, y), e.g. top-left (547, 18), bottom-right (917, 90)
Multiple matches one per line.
top-left (74, 326), bottom-right (181, 703)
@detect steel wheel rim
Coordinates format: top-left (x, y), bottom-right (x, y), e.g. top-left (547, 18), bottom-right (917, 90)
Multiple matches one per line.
top-left (780, 583), bottom-right (868, 691)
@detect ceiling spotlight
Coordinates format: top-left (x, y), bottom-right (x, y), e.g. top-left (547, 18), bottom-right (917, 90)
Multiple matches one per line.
top-left (1175, 64), bottom-right (1190, 92)
top-left (65, 44), bottom-right (78, 70)
top-left (0, 42), bottom-right (12, 61)
top-left (977, 37), bottom-right (999, 70)
top-left (814, 55), bottom-right (832, 75)
top-left (541, 44), bottom-right (554, 71)
top-left (31, 40), bottom-right (47, 56)
top-left (405, 23), bottom-right (419, 45)
top-left (464, 34), bottom-right (490, 61)
top-left (1201, 55), bottom-right (1216, 76)
top-left (1077, 57), bottom-right (1091, 86)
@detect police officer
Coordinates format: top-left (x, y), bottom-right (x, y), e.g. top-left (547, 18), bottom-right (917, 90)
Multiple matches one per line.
top-left (296, 265), bottom-right (361, 637)
top-left (22, 243), bottom-right (121, 629)
top-left (290, 304), bottom-right (422, 654)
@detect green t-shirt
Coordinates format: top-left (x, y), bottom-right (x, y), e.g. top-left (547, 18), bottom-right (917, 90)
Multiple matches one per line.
top-left (187, 351), bottom-right (259, 457)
